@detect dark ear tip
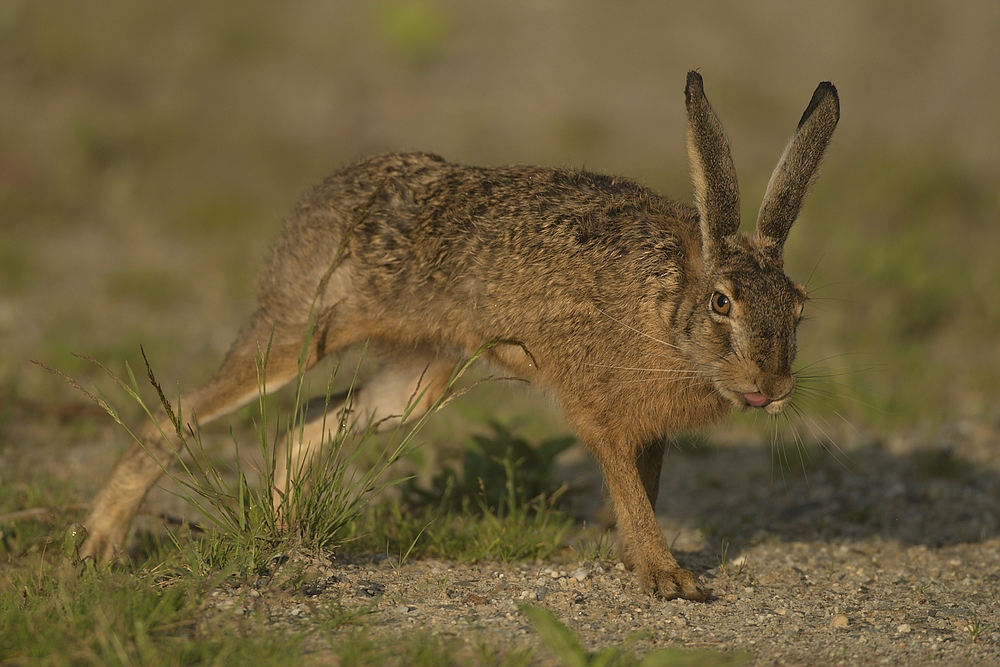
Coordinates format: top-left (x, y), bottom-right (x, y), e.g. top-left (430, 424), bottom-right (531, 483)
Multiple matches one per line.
top-left (798, 80), bottom-right (840, 128)
top-left (685, 70), bottom-right (704, 103)
top-left (816, 81), bottom-right (840, 107)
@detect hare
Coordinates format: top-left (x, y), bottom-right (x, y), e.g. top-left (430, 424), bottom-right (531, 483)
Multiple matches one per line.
top-left (80, 71), bottom-right (839, 601)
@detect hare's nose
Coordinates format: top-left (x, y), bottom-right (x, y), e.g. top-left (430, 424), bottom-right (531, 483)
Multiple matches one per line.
top-left (756, 375), bottom-right (796, 403)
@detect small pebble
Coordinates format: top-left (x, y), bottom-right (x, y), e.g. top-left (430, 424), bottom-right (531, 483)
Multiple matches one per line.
top-left (830, 614), bottom-right (849, 629)
top-left (897, 623), bottom-right (911, 634)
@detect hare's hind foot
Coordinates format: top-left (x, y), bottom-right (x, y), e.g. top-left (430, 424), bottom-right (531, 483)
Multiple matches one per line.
top-left (80, 313), bottom-right (327, 563)
top-left (79, 420), bottom-right (186, 564)
top-left (78, 501), bottom-right (132, 563)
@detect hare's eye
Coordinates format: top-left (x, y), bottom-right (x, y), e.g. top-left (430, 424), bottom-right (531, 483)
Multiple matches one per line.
top-left (711, 292), bottom-right (731, 316)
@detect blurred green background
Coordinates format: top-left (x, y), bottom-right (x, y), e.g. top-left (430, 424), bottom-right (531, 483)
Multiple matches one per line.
top-left (1, 0), bottom-right (998, 436)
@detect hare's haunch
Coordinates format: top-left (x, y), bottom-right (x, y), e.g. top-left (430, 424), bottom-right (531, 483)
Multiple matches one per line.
top-left (81, 72), bottom-right (839, 601)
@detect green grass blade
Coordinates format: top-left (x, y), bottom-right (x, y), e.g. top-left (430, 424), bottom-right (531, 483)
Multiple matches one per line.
top-left (520, 604), bottom-right (588, 667)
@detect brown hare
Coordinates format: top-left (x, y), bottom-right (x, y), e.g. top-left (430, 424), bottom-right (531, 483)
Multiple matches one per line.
top-left (80, 71), bottom-right (839, 601)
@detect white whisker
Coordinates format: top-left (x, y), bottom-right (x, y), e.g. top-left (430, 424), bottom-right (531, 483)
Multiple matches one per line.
top-left (605, 375), bottom-right (711, 386)
top-left (593, 306), bottom-right (683, 352)
top-left (583, 362), bottom-right (710, 375)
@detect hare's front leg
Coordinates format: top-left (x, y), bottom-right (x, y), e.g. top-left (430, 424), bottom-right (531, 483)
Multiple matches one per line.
top-left (589, 434), bottom-right (710, 601)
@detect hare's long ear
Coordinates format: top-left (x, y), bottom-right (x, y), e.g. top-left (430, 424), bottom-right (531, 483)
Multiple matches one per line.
top-left (685, 71), bottom-right (741, 260)
top-left (754, 82), bottom-right (839, 258)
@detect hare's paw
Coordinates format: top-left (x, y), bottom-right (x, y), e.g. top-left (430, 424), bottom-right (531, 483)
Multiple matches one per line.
top-left (639, 562), bottom-right (711, 602)
top-left (78, 513), bottom-right (128, 564)
top-left (78, 530), bottom-right (123, 564)
top-left (78, 534), bottom-right (117, 564)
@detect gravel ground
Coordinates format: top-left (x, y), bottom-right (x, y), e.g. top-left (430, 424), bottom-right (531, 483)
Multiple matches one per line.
top-left (5, 401), bottom-right (1000, 664)
top-left (201, 536), bottom-right (1000, 666)
top-left (186, 417), bottom-right (1000, 666)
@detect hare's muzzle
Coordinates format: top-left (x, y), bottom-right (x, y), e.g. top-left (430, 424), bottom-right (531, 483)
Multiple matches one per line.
top-left (740, 376), bottom-right (796, 415)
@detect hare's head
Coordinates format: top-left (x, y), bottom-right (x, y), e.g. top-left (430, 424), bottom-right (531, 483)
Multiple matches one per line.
top-left (675, 72), bottom-right (839, 415)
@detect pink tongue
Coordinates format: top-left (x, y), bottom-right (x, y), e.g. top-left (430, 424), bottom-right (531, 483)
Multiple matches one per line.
top-left (744, 392), bottom-right (771, 408)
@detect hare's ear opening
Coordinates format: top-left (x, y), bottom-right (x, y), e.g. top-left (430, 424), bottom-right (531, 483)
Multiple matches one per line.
top-left (754, 81), bottom-right (840, 258)
top-left (685, 71), bottom-right (741, 261)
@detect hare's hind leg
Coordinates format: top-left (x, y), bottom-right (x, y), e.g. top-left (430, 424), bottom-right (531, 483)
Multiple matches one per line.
top-left (80, 312), bottom-right (330, 562)
top-left (272, 352), bottom-right (456, 509)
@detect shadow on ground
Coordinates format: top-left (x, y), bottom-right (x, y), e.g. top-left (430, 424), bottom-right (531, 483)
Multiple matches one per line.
top-left (634, 420), bottom-right (1000, 571)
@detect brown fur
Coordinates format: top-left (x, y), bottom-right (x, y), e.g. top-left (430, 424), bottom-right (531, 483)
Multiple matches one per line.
top-left (80, 72), bottom-right (839, 601)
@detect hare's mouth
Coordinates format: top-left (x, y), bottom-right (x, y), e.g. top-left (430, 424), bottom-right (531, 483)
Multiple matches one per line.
top-left (743, 392), bottom-right (771, 408)
top-left (722, 387), bottom-right (794, 415)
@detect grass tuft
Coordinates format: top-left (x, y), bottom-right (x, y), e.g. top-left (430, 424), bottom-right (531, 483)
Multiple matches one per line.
top-left (572, 529), bottom-right (616, 562)
top-left (88, 336), bottom-right (504, 575)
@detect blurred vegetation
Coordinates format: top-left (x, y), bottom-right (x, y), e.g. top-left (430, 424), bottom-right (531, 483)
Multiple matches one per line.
top-left (1, 1), bottom-right (997, 439)
top-left (375, 0), bottom-right (450, 65)
top-left (786, 156), bottom-right (1000, 427)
